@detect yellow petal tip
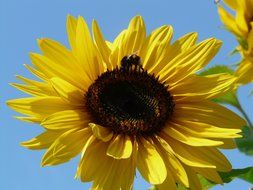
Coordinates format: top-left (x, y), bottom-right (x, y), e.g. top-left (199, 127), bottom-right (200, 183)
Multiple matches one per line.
top-left (89, 123), bottom-right (113, 142)
top-left (37, 38), bottom-right (43, 45)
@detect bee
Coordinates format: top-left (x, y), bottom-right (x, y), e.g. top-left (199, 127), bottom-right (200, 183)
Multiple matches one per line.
top-left (120, 54), bottom-right (143, 72)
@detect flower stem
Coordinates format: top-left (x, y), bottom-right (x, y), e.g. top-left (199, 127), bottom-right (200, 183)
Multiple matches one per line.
top-left (235, 96), bottom-right (253, 128)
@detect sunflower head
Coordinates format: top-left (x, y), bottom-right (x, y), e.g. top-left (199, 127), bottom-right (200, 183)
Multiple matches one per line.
top-left (7, 15), bottom-right (245, 190)
top-left (85, 60), bottom-right (175, 136)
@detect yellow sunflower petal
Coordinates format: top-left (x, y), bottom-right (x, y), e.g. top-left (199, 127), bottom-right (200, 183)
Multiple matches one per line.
top-left (41, 128), bottom-right (91, 166)
top-left (38, 38), bottom-right (75, 67)
top-left (184, 165), bottom-right (202, 190)
top-left (170, 74), bottom-right (236, 102)
top-left (15, 75), bottom-right (55, 95)
top-left (111, 29), bottom-right (127, 49)
top-left (124, 15), bottom-right (146, 55)
top-left (76, 16), bottom-right (104, 81)
top-left (91, 158), bottom-right (135, 190)
top-left (142, 43), bottom-right (159, 72)
top-left (78, 139), bottom-right (136, 190)
top-left (154, 136), bottom-right (189, 187)
top-left (109, 30), bottom-right (126, 67)
top-left (197, 147), bottom-right (232, 172)
top-left (162, 125), bottom-right (224, 147)
top-left (89, 123), bottom-right (113, 142)
top-left (236, 59), bottom-right (253, 84)
top-left (24, 64), bottom-right (48, 81)
top-left (14, 75), bottom-right (56, 98)
top-left (170, 139), bottom-right (232, 172)
top-left (217, 5), bottom-right (244, 37)
top-left (137, 138), bottom-right (167, 184)
top-left (194, 168), bottom-right (223, 184)
top-left (159, 38), bottom-right (221, 84)
top-left (21, 130), bottom-right (61, 150)
top-left (163, 137), bottom-right (216, 168)
top-left (30, 53), bottom-right (90, 90)
top-left (156, 171), bottom-right (177, 190)
top-left (78, 140), bottom-right (111, 182)
top-left (42, 110), bottom-right (89, 131)
top-left (223, 0), bottom-right (238, 10)
top-left (10, 83), bottom-right (53, 97)
top-left (234, 2), bottom-right (249, 35)
top-left (217, 139), bottom-right (237, 149)
top-left (171, 32), bottom-right (197, 51)
top-left (110, 16), bottom-right (146, 67)
top-left (141, 25), bottom-right (173, 71)
top-left (174, 101), bottom-right (246, 129)
top-left (50, 77), bottom-right (85, 105)
top-left (7, 97), bottom-right (78, 120)
top-left (92, 20), bottom-right (112, 70)
top-left (170, 120), bottom-right (242, 139)
top-left (141, 25), bottom-right (173, 56)
top-left (14, 116), bottom-right (41, 123)
top-left (107, 134), bottom-right (132, 159)
top-left (66, 15), bottom-right (77, 51)
top-left (149, 32), bottom-right (197, 74)
top-left (38, 38), bottom-right (89, 83)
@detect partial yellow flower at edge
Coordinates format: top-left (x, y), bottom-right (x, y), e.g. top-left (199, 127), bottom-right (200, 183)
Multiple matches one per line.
top-left (218, 0), bottom-right (253, 84)
top-left (218, 0), bottom-right (253, 40)
top-left (7, 15), bottom-right (245, 190)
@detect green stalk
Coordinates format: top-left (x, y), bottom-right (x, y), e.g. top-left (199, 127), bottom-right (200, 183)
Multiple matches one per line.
top-left (234, 96), bottom-right (253, 129)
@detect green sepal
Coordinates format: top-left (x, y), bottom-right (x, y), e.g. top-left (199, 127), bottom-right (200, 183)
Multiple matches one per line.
top-left (236, 126), bottom-right (253, 155)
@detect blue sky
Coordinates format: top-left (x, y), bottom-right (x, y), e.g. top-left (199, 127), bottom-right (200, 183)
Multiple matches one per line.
top-left (1, 0), bottom-right (253, 189)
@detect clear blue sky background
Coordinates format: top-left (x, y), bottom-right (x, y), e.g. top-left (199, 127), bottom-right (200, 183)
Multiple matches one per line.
top-left (1, 0), bottom-right (253, 189)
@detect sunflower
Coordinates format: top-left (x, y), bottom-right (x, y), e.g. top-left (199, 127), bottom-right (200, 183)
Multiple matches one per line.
top-left (218, 0), bottom-right (253, 84)
top-left (7, 15), bottom-right (245, 190)
top-left (217, 0), bottom-right (253, 42)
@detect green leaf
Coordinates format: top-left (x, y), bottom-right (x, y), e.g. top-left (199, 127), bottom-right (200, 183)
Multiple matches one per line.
top-left (237, 36), bottom-right (248, 50)
top-left (219, 167), bottom-right (253, 184)
top-left (198, 176), bottom-right (216, 189)
top-left (236, 126), bottom-right (253, 155)
top-left (212, 92), bottom-right (238, 108)
top-left (176, 184), bottom-right (188, 190)
top-left (199, 65), bottom-right (234, 76)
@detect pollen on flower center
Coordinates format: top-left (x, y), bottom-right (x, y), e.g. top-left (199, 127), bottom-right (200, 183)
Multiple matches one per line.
top-left (86, 55), bottom-right (175, 136)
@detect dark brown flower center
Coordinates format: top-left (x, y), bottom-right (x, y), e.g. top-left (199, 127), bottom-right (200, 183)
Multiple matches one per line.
top-left (86, 55), bottom-right (175, 136)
